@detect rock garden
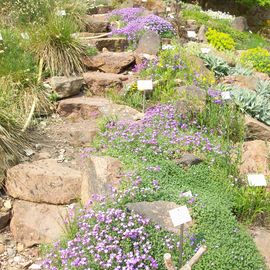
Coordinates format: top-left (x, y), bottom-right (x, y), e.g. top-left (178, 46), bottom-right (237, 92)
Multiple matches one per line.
top-left (0, 0), bottom-right (270, 269)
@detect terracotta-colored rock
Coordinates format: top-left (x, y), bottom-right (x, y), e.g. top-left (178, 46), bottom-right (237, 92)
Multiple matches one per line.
top-left (57, 96), bottom-right (144, 121)
top-left (10, 200), bottom-right (68, 247)
top-left (83, 51), bottom-right (135, 73)
top-left (81, 156), bottom-right (122, 205)
top-left (6, 159), bottom-right (81, 204)
top-left (83, 72), bottom-right (129, 95)
top-left (221, 75), bottom-right (259, 91)
top-left (245, 115), bottom-right (270, 141)
top-left (84, 14), bottom-right (109, 33)
top-left (240, 140), bottom-right (270, 176)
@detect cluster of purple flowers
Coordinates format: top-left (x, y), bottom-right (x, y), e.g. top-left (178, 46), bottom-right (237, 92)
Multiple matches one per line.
top-left (101, 104), bottom-right (223, 157)
top-left (207, 88), bottom-right (222, 104)
top-left (43, 208), bottom-right (158, 270)
top-left (108, 7), bottom-right (144, 23)
top-left (109, 7), bottom-right (174, 40)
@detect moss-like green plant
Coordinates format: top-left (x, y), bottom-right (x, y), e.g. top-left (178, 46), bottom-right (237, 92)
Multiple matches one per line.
top-left (206, 28), bottom-right (236, 51)
top-left (240, 47), bottom-right (270, 75)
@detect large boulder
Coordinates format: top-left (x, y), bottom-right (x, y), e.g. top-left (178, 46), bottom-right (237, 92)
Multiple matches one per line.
top-left (84, 14), bottom-right (109, 33)
top-left (10, 200), bottom-right (68, 247)
top-left (6, 159), bottom-right (81, 204)
top-left (49, 76), bottom-right (84, 99)
top-left (136, 30), bottom-right (161, 55)
top-left (57, 96), bottom-right (143, 121)
top-left (126, 201), bottom-right (192, 233)
top-left (232, 17), bottom-right (249, 32)
top-left (245, 115), bottom-right (270, 141)
top-left (83, 51), bottom-right (135, 73)
top-left (240, 140), bottom-right (270, 176)
top-left (83, 72), bottom-right (130, 95)
top-left (81, 156), bottom-right (122, 205)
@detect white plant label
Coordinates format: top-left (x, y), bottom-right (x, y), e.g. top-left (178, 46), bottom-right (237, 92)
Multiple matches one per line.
top-left (247, 174), bottom-right (267, 187)
top-left (166, 7), bottom-right (171, 12)
top-left (21, 32), bottom-right (30, 40)
top-left (201, 47), bottom-right (211, 54)
top-left (181, 191), bottom-right (193, 198)
top-left (142, 0), bottom-right (147, 2)
top-left (221, 91), bottom-right (231, 100)
top-left (0, 33), bottom-right (3, 41)
top-left (187, 31), bottom-right (197, 38)
top-left (169, 205), bottom-right (192, 227)
top-left (56, 10), bottom-right (66, 16)
top-left (137, 80), bottom-right (153, 91)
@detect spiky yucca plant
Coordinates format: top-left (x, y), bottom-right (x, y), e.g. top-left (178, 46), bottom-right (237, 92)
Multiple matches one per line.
top-left (30, 16), bottom-right (86, 76)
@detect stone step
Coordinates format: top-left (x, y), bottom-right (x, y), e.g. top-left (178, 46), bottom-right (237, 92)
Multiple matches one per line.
top-left (83, 51), bottom-right (135, 74)
top-left (6, 159), bottom-right (82, 204)
top-left (83, 71), bottom-right (132, 95)
top-left (57, 96), bottom-right (143, 121)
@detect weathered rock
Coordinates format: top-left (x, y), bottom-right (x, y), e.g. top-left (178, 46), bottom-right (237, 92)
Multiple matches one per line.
top-left (83, 52), bottom-right (135, 73)
top-left (175, 153), bottom-right (203, 166)
top-left (245, 115), bottom-right (270, 141)
top-left (178, 85), bottom-right (206, 101)
top-left (240, 140), bottom-right (270, 176)
top-left (10, 200), bottom-right (68, 247)
top-left (80, 36), bottom-right (128, 52)
top-left (6, 159), bottom-right (81, 204)
top-left (197, 25), bottom-right (207, 42)
top-left (0, 211), bottom-right (10, 230)
top-left (254, 72), bottom-right (270, 81)
top-left (83, 72), bottom-right (130, 95)
top-left (126, 201), bottom-right (191, 233)
top-left (232, 17), bottom-right (248, 32)
top-left (49, 76), bottom-right (84, 99)
top-left (221, 75), bottom-right (258, 91)
top-left (57, 96), bottom-right (144, 121)
top-left (136, 30), bottom-right (161, 55)
top-left (84, 14), bottom-right (109, 33)
top-left (186, 19), bottom-right (199, 31)
top-left (81, 156), bottom-right (122, 205)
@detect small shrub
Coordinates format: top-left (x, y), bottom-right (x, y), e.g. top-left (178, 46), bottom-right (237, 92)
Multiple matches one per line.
top-left (240, 47), bottom-right (270, 75)
top-left (233, 186), bottom-right (270, 225)
top-left (206, 28), bottom-right (236, 51)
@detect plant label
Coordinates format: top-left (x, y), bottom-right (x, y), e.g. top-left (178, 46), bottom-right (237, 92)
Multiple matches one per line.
top-left (137, 80), bottom-right (153, 91)
top-left (187, 31), bottom-right (197, 38)
top-left (142, 0), bottom-right (147, 2)
top-left (201, 47), bottom-right (211, 54)
top-left (180, 191), bottom-right (193, 198)
top-left (56, 10), bottom-right (66, 16)
top-left (0, 33), bottom-right (3, 41)
top-left (21, 32), bottom-right (29, 40)
top-left (166, 7), bottom-right (171, 12)
top-left (221, 91), bottom-right (231, 100)
top-left (169, 205), bottom-right (192, 227)
top-left (247, 174), bottom-right (267, 187)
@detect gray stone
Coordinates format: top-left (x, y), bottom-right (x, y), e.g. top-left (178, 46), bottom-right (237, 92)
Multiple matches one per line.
top-left (232, 17), bottom-right (248, 32)
top-left (126, 201), bottom-right (191, 233)
top-left (175, 153), bottom-right (203, 166)
top-left (198, 25), bottom-right (207, 42)
top-left (136, 30), bottom-right (161, 55)
top-left (50, 76), bottom-right (84, 99)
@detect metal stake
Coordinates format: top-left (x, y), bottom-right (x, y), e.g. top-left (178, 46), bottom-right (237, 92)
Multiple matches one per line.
top-left (179, 224), bottom-right (184, 268)
top-left (142, 90), bottom-right (146, 113)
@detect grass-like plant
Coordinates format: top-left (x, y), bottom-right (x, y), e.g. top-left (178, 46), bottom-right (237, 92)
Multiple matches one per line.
top-left (30, 16), bottom-right (87, 76)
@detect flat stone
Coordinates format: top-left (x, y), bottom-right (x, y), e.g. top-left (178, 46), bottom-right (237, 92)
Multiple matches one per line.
top-left (126, 201), bottom-right (191, 233)
top-left (221, 75), bottom-right (259, 91)
top-left (245, 115), bottom-right (270, 141)
top-left (175, 153), bottom-right (203, 166)
top-left (57, 96), bottom-right (143, 121)
top-left (10, 200), bottom-right (68, 247)
top-left (6, 159), bottom-right (81, 204)
top-left (49, 76), bottom-right (84, 99)
top-left (240, 140), bottom-right (270, 176)
top-left (81, 156), bottom-right (122, 205)
top-left (83, 72), bottom-right (130, 95)
top-left (83, 51), bottom-right (135, 73)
